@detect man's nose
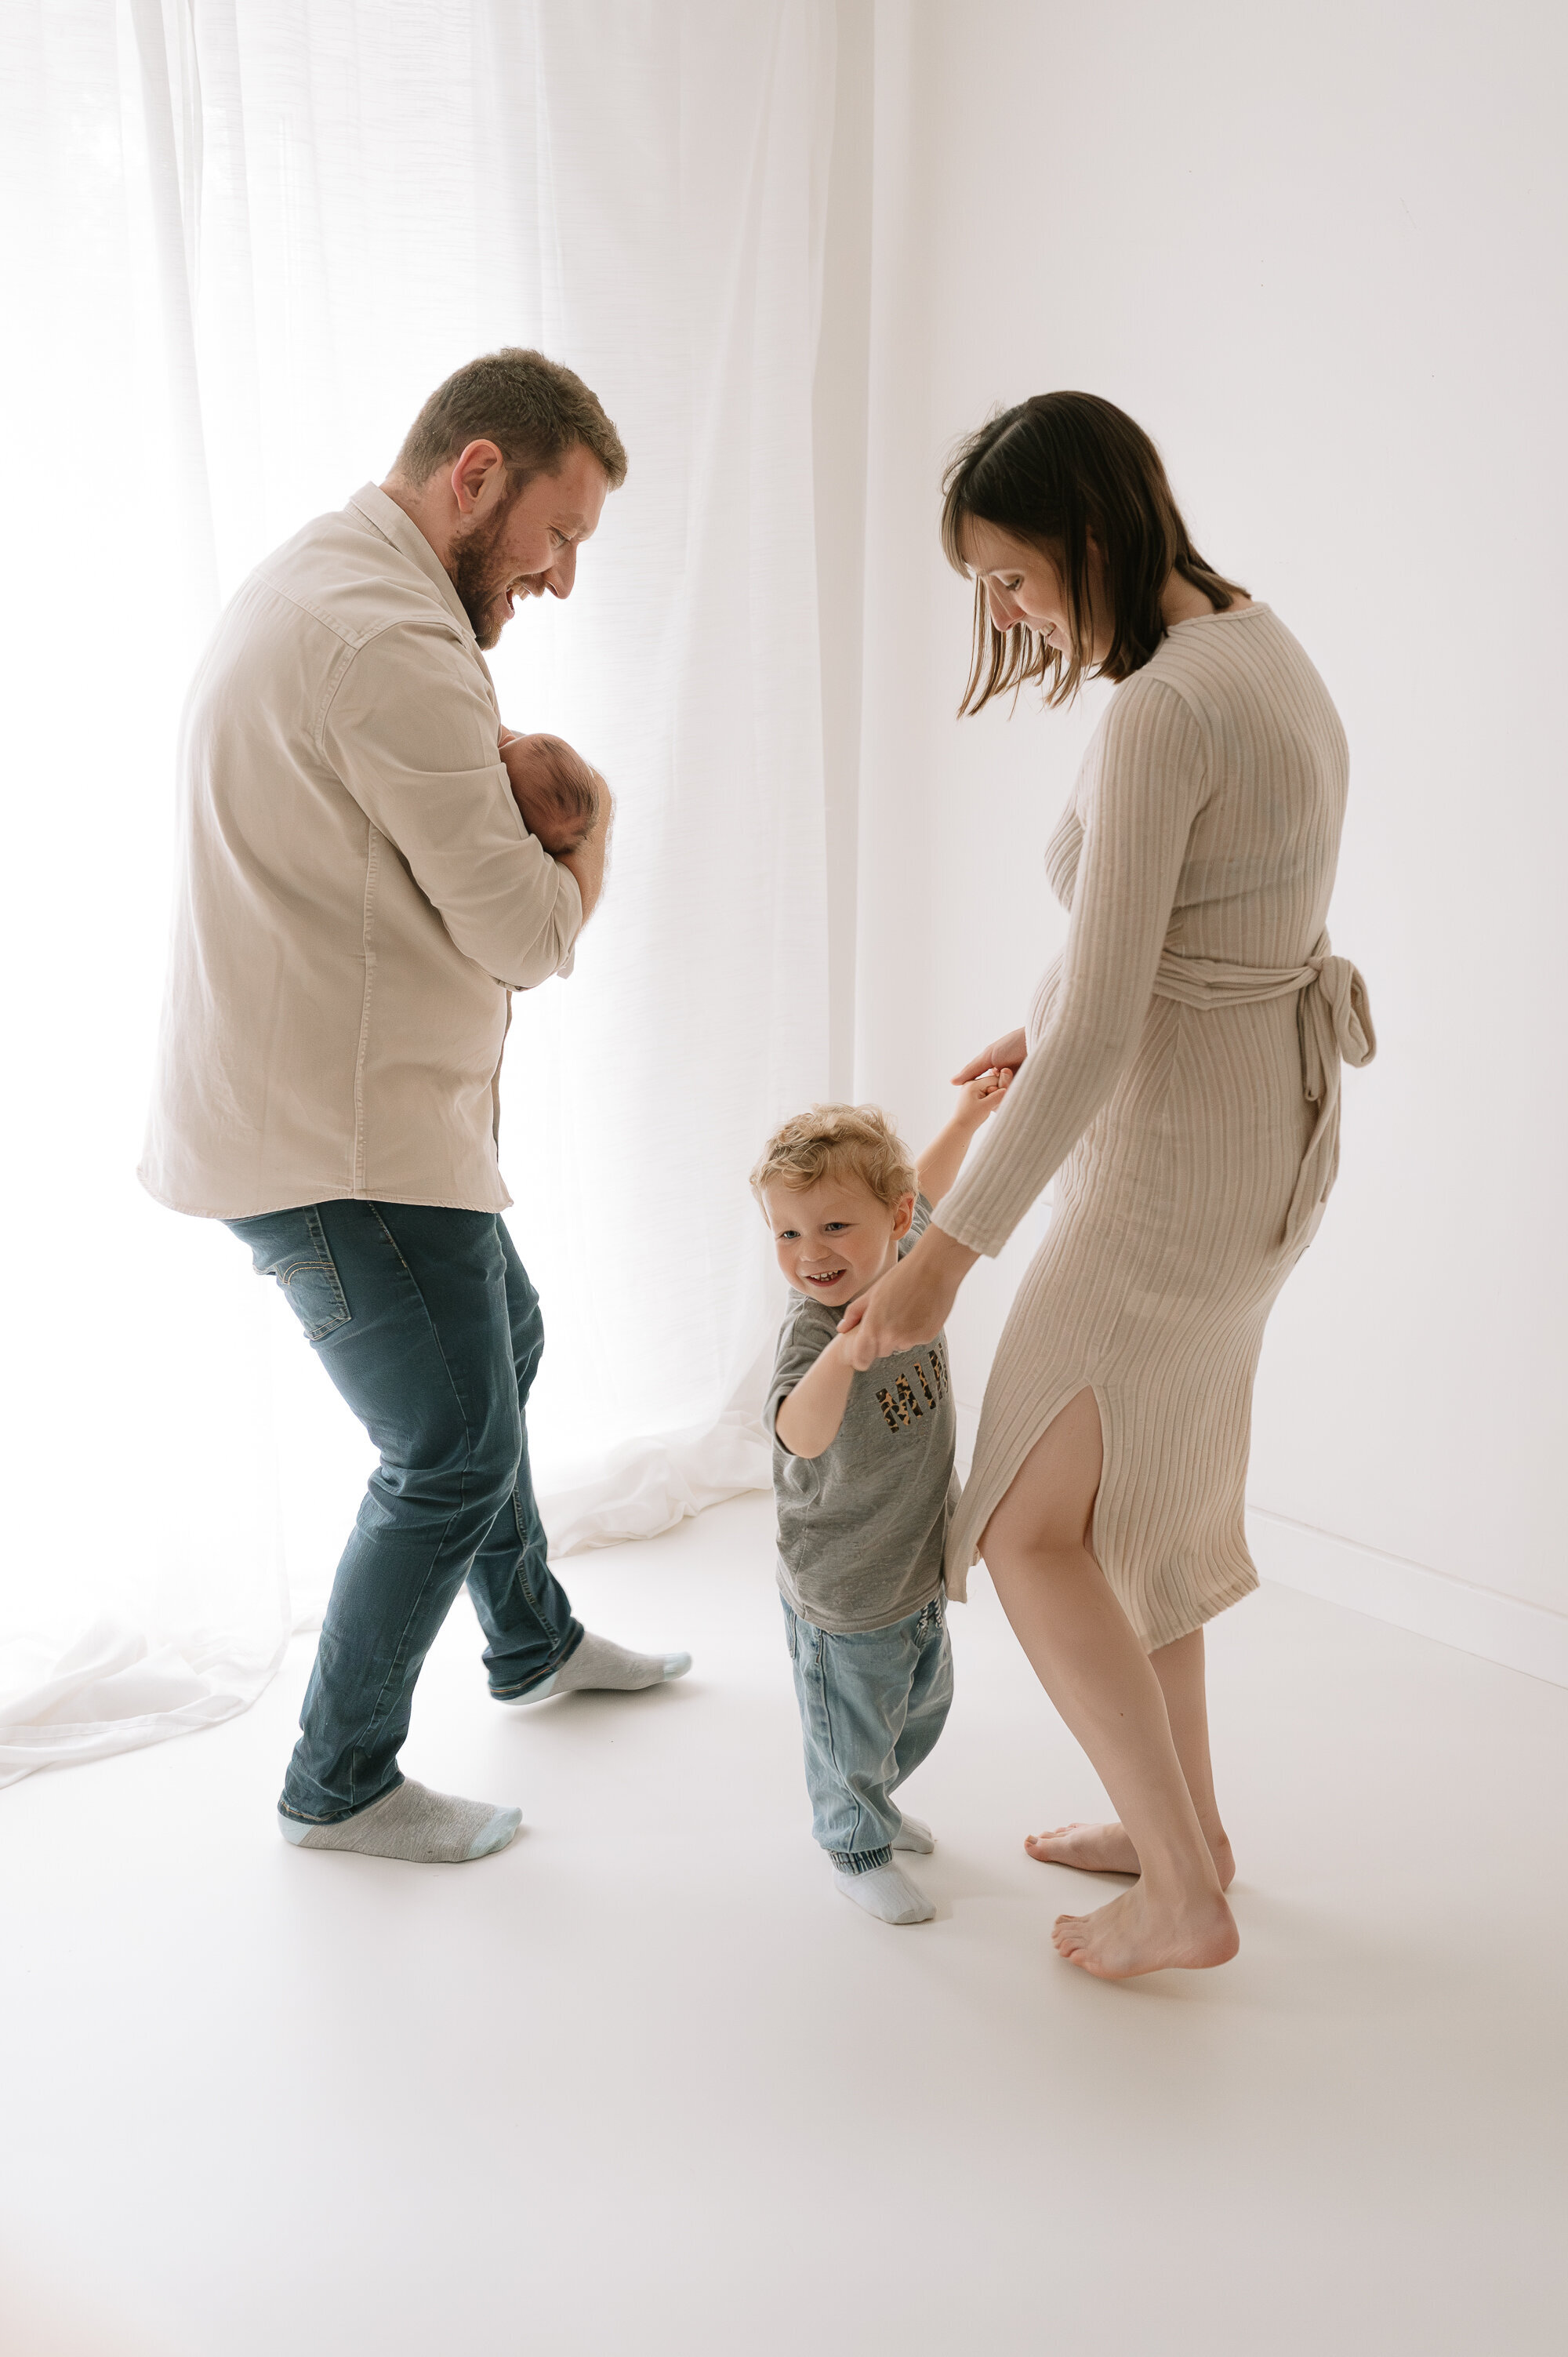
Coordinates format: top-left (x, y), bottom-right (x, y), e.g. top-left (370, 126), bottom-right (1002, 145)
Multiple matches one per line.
top-left (547, 545), bottom-right (578, 600)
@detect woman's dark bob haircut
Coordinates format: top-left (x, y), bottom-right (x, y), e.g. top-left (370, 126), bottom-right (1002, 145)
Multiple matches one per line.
top-left (941, 392), bottom-right (1247, 713)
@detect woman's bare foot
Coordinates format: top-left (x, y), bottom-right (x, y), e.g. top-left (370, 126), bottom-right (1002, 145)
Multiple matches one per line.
top-left (1025, 1821), bottom-right (1138, 1875)
top-left (1025, 1819), bottom-right (1236, 1890)
top-left (1051, 1881), bottom-right (1239, 1981)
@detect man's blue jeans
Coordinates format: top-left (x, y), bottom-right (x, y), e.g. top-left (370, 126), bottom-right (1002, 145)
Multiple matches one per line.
top-left (226, 1200), bottom-right (583, 1825)
top-left (782, 1593), bottom-right (953, 1873)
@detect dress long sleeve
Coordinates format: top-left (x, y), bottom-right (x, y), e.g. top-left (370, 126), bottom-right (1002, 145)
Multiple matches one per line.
top-left (935, 677), bottom-right (1209, 1258)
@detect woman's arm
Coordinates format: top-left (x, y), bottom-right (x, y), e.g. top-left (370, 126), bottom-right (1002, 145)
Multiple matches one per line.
top-left (840, 680), bottom-right (1207, 1364)
top-left (932, 679), bottom-right (1208, 1258)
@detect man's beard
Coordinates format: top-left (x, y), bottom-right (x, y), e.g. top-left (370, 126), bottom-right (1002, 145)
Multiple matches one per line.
top-left (449, 498), bottom-right (523, 649)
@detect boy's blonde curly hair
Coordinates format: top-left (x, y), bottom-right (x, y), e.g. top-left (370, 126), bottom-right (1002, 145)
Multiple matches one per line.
top-left (750, 1103), bottom-right (917, 1213)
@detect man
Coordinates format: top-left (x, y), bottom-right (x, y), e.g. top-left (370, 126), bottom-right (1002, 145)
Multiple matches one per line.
top-left (141, 348), bottom-right (690, 1865)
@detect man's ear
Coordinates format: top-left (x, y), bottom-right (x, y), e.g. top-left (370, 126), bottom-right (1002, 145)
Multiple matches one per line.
top-left (448, 439), bottom-right (507, 517)
top-left (891, 1191), bottom-right (916, 1240)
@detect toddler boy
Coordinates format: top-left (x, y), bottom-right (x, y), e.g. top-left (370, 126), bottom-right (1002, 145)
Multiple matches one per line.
top-left (752, 1076), bottom-right (1010, 1926)
top-left (499, 728), bottom-right (604, 856)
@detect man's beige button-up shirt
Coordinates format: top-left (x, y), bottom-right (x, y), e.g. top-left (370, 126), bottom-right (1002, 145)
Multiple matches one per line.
top-left (140, 485), bottom-right (583, 1219)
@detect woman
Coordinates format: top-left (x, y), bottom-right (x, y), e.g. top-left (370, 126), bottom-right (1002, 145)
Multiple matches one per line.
top-left (840, 394), bottom-right (1374, 1981)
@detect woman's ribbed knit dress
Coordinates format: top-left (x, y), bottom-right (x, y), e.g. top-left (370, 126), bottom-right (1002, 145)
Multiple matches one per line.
top-left (935, 603), bottom-right (1374, 1651)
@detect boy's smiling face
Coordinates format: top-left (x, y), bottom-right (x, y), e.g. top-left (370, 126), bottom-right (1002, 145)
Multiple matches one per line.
top-left (764, 1172), bottom-right (915, 1313)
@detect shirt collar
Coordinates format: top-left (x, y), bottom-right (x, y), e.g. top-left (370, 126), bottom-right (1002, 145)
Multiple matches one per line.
top-left (347, 483), bottom-right (476, 641)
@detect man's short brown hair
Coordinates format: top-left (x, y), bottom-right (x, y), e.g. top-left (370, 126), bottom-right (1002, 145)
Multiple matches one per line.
top-left (750, 1105), bottom-right (917, 1214)
top-left (394, 346), bottom-right (627, 492)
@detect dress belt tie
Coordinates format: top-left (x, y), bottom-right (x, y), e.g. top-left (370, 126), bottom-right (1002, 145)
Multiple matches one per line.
top-left (1149, 932), bottom-right (1377, 1249)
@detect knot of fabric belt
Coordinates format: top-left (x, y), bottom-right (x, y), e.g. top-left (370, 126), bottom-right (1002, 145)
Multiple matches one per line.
top-left (1151, 933), bottom-right (1377, 1248)
top-left (1297, 947), bottom-right (1377, 1104)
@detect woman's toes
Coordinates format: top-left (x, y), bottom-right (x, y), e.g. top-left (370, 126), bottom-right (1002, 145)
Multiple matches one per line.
top-left (1026, 1821), bottom-right (1140, 1875)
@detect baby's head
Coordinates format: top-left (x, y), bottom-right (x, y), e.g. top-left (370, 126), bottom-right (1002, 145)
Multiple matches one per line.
top-left (501, 732), bottom-right (603, 856)
top-left (750, 1104), bottom-right (916, 1310)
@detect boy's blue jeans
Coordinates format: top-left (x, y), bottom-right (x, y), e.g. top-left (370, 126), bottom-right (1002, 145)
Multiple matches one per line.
top-left (782, 1592), bottom-right (953, 1873)
top-left (226, 1200), bottom-right (583, 1826)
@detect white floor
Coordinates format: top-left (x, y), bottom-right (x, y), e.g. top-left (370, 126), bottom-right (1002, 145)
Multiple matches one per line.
top-left (2, 1490), bottom-right (1565, 2357)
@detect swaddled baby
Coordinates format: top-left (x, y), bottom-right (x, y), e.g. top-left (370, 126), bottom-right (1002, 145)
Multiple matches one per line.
top-left (500, 730), bottom-right (604, 856)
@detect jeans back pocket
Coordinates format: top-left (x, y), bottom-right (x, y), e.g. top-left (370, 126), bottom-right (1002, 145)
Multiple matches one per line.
top-left (227, 1206), bottom-right (352, 1343)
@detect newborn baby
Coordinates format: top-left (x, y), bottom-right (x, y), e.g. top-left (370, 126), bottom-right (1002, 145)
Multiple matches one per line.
top-left (500, 730), bottom-right (604, 856)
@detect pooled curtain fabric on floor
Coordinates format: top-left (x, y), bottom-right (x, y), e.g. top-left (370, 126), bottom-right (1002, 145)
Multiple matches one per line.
top-left (0, 0), bottom-right (833, 1783)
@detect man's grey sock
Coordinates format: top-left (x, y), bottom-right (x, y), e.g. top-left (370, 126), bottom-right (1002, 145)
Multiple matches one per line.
top-left (278, 1778), bottom-right (522, 1864)
top-left (893, 1815), bottom-right (935, 1853)
top-left (502, 1629), bottom-right (692, 1705)
top-left (833, 1861), bottom-right (936, 1925)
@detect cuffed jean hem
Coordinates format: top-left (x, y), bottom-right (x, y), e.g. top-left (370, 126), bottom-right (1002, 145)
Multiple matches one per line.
top-left (278, 1769), bottom-right (405, 1828)
top-left (829, 1846), bottom-right (895, 1875)
top-left (485, 1623), bottom-right (586, 1700)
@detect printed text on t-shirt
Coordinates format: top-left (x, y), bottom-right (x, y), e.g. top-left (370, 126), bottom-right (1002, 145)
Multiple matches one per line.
top-left (875, 1342), bottom-right (949, 1433)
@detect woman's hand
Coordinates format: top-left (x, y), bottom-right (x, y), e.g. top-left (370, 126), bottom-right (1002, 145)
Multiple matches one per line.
top-left (953, 1027), bottom-right (1026, 1085)
top-left (837, 1226), bottom-right (978, 1372)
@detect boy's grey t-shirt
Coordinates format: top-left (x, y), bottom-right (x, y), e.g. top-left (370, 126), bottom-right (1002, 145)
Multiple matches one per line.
top-left (768, 1197), bottom-right (959, 1636)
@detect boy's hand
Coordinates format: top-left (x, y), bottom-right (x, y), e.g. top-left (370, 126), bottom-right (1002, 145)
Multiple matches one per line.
top-left (915, 1067), bottom-right (1012, 1208)
top-left (953, 1066), bottom-right (1013, 1130)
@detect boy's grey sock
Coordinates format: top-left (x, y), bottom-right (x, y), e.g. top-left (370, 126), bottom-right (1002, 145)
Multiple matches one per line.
top-left (834, 1861), bottom-right (936, 1925)
top-left (278, 1778), bottom-right (522, 1864)
top-left (893, 1815), bottom-right (935, 1853)
top-left (502, 1629), bottom-right (692, 1705)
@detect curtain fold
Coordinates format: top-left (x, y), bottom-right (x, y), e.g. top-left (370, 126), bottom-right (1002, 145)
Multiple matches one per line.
top-left (0, 0), bottom-right (833, 1783)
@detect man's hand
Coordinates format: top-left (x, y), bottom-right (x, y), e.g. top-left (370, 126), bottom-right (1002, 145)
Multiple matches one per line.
top-left (953, 1027), bottom-right (1026, 1085)
top-left (836, 1226), bottom-right (977, 1372)
top-left (561, 783), bottom-right (615, 924)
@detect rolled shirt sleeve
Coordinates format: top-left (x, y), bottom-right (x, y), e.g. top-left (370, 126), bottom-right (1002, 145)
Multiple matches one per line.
top-left (322, 618), bottom-right (583, 990)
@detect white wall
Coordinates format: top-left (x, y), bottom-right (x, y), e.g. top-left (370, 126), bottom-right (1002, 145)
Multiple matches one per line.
top-left (817, 0), bottom-right (1568, 1664)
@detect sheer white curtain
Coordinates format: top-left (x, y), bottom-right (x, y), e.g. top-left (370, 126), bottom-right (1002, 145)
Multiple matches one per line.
top-left (0, 0), bottom-right (833, 1782)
